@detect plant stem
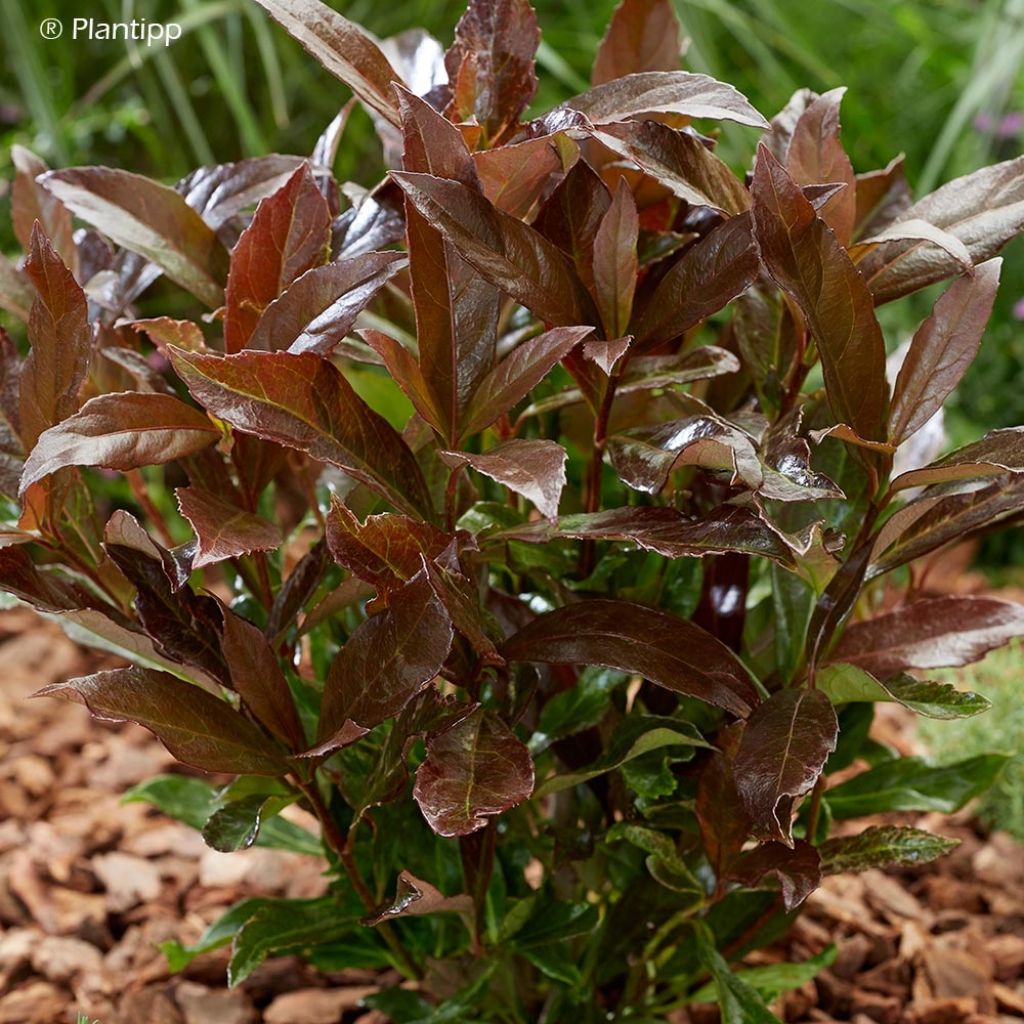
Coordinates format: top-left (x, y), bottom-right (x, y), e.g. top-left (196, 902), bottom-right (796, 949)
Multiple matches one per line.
top-left (296, 778), bottom-right (422, 980)
top-left (579, 371), bottom-right (621, 576)
top-left (126, 470), bottom-right (175, 547)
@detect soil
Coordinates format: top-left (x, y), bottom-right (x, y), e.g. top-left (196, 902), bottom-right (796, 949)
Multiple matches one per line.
top-left (0, 608), bottom-right (1021, 1024)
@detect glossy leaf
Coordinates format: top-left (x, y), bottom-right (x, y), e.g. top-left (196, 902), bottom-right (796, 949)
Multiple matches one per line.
top-left (734, 688), bottom-right (838, 845)
top-left (818, 826), bottom-right (960, 875)
top-left (784, 88), bottom-right (856, 244)
top-left (442, 440), bottom-right (567, 519)
top-left (20, 394), bottom-right (218, 496)
top-left (732, 841), bottom-right (821, 911)
top-left (364, 870), bottom-right (473, 926)
top-left (633, 213), bottom-right (759, 346)
top-left (461, 325), bottom-right (592, 438)
top-left (413, 707), bottom-right (534, 836)
top-left (502, 598), bottom-right (759, 717)
top-left (751, 146), bottom-right (888, 442)
top-left (826, 754), bottom-right (1008, 819)
top-left (891, 426), bottom-right (1024, 491)
top-left (563, 71), bottom-right (768, 129)
top-left (224, 165), bottom-right (331, 353)
top-left (889, 260), bottom-right (1001, 445)
top-left (444, 0), bottom-right (540, 143)
top-left (42, 167), bottom-right (226, 307)
top-left (251, 0), bottom-right (403, 127)
top-left (220, 607), bottom-right (305, 750)
top-left (326, 500), bottom-right (450, 594)
top-left (858, 154), bottom-right (1024, 304)
top-left (592, 179), bottom-right (639, 338)
top-left (594, 120), bottom-right (751, 215)
top-left (393, 171), bottom-right (599, 328)
top-left (181, 155), bottom-right (307, 231)
top-left (202, 794), bottom-right (274, 853)
top-left (592, 0), bottom-right (683, 84)
top-left (19, 225), bottom-right (92, 449)
top-left (176, 486), bottom-right (282, 569)
top-left (34, 667), bottom-right (287, 775)
top-left (830, 595), bottom-right (1024, 677)
top-left (693, 921), bottom-right (783, 1024)
top-left (317, 570), bottom-right (453, 743)
top-left (171, 349), bottom-right (433, 519)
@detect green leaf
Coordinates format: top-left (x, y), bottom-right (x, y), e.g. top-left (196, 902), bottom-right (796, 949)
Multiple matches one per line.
top-left (818, 663), bottom-right (990, 719)
top-left (692, 920), bottom-right (783, 1023)
top-left (826, 754), bottom-right (1009, 819)
top-left (606, 822), bottom-right (702, 892)
top-left (530, 667), bottom-right (624, 754)
top-left (229, 897), bottom-right (363, 986)
top-left (202, 793), bottom-right (272, 853)
top-left (536, 714), bottom-right (710, 797)
top-left (819, 826), bottom-right (960, 874)
top-left (160, 897), bottom-right (273, 972)
top-left (689, 945), bottom-right (836, 1004)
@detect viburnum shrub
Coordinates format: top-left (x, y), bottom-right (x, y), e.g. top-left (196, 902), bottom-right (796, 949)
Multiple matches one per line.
top-left (2, 0), bottom-right (1024, 1017)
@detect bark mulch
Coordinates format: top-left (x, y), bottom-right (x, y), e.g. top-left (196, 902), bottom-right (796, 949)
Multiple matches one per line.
top-left (0, 610), bottom-right (1021, 1024)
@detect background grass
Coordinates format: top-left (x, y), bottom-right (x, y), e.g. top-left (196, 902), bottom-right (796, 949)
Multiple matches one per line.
top-left (918, 643), bottom-right (1024, 841)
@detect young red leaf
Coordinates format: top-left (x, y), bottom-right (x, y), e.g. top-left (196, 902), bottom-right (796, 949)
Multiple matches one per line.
top-left (251, 0), bottom-right (403, 127)
top-left (592, 179), bottom-right (639, 339)
top-left (858, 154), bottom-right (1024, 304)
top-left (128, 317), bottom-right (206, 353)
top-left (473, 135), bottom-right (576, 219)
top-left (696, 724), bottom-right (751, 882)
top-left (104, 513), bottom-right (229, 685)
top-left (19, 394), bottom-right (218, 497)
top-left (398, 91), bottom-right (501, 444)
top-left (171, 349), bottom-right (433, 520)
top-left (852, 218), bottom-right (971, 272)
top-left (734, 688), bottom-right (838, 846)
top-left (751, 146), bottom-right (889, 443)
top-left (534, 161), bottom-right (611, 290)
top-left (11, 146), bottom-right (75, 269)
top-left (853, 155), bottom-right (911, 241)
top-left (19, 225), bottom-right (92, 449)
top-left (784, 88), bottom-right (856, 244)
top-left (34, 667), bottom-right (288, 776)
top-left (0, 254), bottom-right (33, 323)
top-left (460, 326), bottom-right (593, 439)
top-left (41, 167), bottom-right (227, 308)
top-left (175, 486), bottom-right (282, 569)
top-left (391, 171), bottom-right (599, 328)
top-left (420, 554), bottom-right (502, 664)
top-left (594, 121), bottom-right (751, 216)
top-left (592, 0), bottom-right (683, 84)
top-left (888, 259), bottom-right (1002, 445)
top-left (564, 71), bottom-right (768, 129)
top-left (732, 841), bottom-right (821, 911)
top-left (632, 213), bottom-right (759, 346)
top-left (444, 0), bottom-right (540, 144)
top-left (247, 252), bottom-right (406, 355)
top-left (501, 598), bottom-right (758, 717)
top-left (220, 607), bottom-right (306, 751)
top-left (363, 870), bottom-right (473, 926)
top-left (441, 439), bottom-right (567, 520)
top-left (325, 500), bottom-right (450, 594)
top-left (317, 570), bottom-right (453, 744)
top-left (225, 165), bottom-right (331, 353)
top-left (830, 595), bottom-right (1024, 677)
top-left (413, 707), bottom-right (534, 836)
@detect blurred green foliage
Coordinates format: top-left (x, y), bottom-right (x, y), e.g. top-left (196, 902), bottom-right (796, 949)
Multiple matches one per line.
top-left (1, 0), bottom-right (1024, 473)
top-left (918, 642), bottom-right (1024, 840)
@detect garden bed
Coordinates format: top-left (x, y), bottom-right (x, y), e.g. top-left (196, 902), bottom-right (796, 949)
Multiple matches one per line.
top-left (0, 611), bottom-right (1020, 1024)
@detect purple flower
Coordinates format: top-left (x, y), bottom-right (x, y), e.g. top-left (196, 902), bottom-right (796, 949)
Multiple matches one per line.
top-left (1013, 297), bottom-right (1024, 321)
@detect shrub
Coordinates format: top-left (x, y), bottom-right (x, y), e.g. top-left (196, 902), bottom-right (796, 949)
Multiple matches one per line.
top-left (1, 0), bottom-right (1023, 1017)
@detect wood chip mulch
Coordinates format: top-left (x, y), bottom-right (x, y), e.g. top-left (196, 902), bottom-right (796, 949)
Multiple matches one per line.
top-left (0, 609), bottom-right (1021, 1024)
